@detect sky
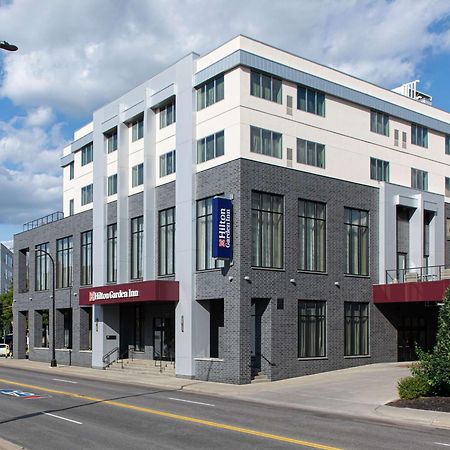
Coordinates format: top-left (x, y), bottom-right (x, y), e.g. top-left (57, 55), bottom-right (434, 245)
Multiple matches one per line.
top-left (1, 0), bottom-right (450, 249)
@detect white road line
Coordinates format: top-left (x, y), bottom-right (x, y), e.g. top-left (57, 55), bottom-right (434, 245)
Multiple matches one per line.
top-left (44, 413), bottom-right (82, 425)
top-left (168, 397), bottom-right (215, 407)
top-left (434, 443), bottom-right (450, 447)
top-left (52, 378), bottom-right (78, 384)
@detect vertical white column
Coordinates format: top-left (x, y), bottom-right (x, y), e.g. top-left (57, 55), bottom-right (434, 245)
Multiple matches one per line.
top-left (143, 98), bottom-right (156, 280)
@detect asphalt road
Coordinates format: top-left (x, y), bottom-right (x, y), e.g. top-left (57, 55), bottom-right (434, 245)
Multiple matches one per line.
top-left (0, 366), bottom-right (448, 450)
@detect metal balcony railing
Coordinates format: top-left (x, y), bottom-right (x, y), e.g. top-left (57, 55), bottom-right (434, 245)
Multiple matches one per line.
top-left (23, 211), bottom-right (64, 232)
top-left (386, 264), bottom-right (450, 284)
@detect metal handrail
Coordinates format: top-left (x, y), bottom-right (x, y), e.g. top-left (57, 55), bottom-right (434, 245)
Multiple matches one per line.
top-left (23, 211), bottom-right (64, 232)
top-left (386, 263), bottom-right (450, 284)
top-left (102, 346), bottom-right (119, 369)
top-left (256, 352), bottom-right (276, 367)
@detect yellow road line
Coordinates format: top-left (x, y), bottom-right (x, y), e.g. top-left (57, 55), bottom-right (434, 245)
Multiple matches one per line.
top-left (0, 377), bottom-right (341, 450)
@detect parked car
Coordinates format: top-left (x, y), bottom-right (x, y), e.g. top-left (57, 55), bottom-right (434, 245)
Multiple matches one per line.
top-left (0, 343), bottom-right (10, 357)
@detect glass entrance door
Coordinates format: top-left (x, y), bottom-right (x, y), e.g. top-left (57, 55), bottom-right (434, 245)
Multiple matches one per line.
top-left (398, 316), bottom-right (426, 361)
top-left (134, 304), bottom-right (145, 352)
top-left (153, 318), bottom-right (174, 361)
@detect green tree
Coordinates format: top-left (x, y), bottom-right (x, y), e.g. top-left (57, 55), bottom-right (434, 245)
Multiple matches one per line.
top-left (412, 287), bottom-right (450, 396)
top-left (0, 287), bottom-right (13, 336)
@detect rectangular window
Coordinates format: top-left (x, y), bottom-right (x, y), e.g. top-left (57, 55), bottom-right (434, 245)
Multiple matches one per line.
top-left (56, 236), bottom-right (73, 288)
top-left (197, 131), bottom-right (224, 163)
top-left (69, 199), bottom-right (74, 216)
top-left (446, 177), bottom-right (450, 197)
top-left (107, 174), bottom-right (118, 196)
top-left (251, 191), bottom-right (284, 268)
top-left (402, 131), bottom-right (407, 148)
top-left (80, 307), bottom-right (92, 350)
top-left (250, 126), bottom-right (282, 159)
top-left (105, 129), bottom-right (118, 153)
top-left (298, 301), bottom-right (326, 358)
top-left (80, 230), bottom-right (92, 286)
top-left (107, 224), bottom-right (117, 283)
top-left (394, 129), bottom-right (399, 146)
top-left (446, 135), bottom-right (450, 155)
top-left (411, 123), bottom-right (428, 148)
top-left (197, 74), bottom-right (224, 110)
top-left (411, 168), bottom-right (428, 191)
top-left (131, 116), bottom-right (144, 142)
top-left (160, 150), bottom-right (176, 177)
top-left (250, 70), bottom-right (282, 103)
top-left (69, 162), bottom-right (74, 180)
top-left (62, 308), bottom-right (73, 349)
top-left (297, 85), bottom-right (325, 116)
top-left (131, 163), bottom-right (144, 187)
top-left (370, 110), bottom-right (389, 136)
top-left (196, 197), bottom-right (224, 271)
top-left (344, 302), bottom-right (369, 356)
top-left (35, 243), bottom-right (49, 291)
top-left (370, 157), bottom-right (390, 182)
top-left (131, 216), bottom-right (143, 279)
top-left (81, 142), bottom-right (93, 166)
top-left (297, 138), bottom-right (325, 168)
top-left (345, 208), bottom-right (369, 276)
top-left (159, 100), bottom-right (176, 128)
top-left (36, 310), bottom-right (49, 348)
top-left (81, 184), bottom-right (93, 206)
top-left (158, 207), bottom-right (175, 276)
top-left (298, 200), bottom-right (326, 272)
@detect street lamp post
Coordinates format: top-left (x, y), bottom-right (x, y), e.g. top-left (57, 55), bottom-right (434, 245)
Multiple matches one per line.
top-left (35, 248), bottom-right (57, 367)
top-left (0, 41), bottom-right (18, 52)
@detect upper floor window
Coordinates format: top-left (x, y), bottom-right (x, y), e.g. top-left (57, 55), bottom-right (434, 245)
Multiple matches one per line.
top-left (197, 131), bottom-right (224, 163)
top-left (250, 70), bottom-right (282, 104)
top-left (446, 135), bottom-right (450, 155)
top-left (370, 110), bottom-right (389, 136)
top-left (69, 199), bottom-right (74, 216)
top-left (81, 184), bottom-right (93, 206)
top-left (297, 138), bottom-right (325, 168)
top-left (160, 150), bottom-right (176, 177)
top-left (35, 242), bottom-right (49, 291)
top-left (80, 230), bottom-right (92, 286)
top-left (131, 216), bottom-right (143, 279)
top-left (107, 174), bottom-right (117, 196)
top-left (197, 75), bottom-right (224, 111)
top-left (370, 157), bottom-right (390, 182)
top-left (411, 123), bottom-right (428, 148)
top-left (345, 208), bottom-right (369, 276)
top-left (131, 116), bottom-right (144, 142)
top-left (411, 168), bottom-right (428, 191)
top-left (107, 223), bottom-right (117, 283)
top-left (105, 128), bottom-right (118, 153)
top-left (196, 197), bottom-right (224, 271)
top-left (446, 177), bottom-right (450, 197)
top-left (159, 100), bottom-right (176, 129)
top-left (69, 162), bottom-right (74, 180)
top-left (81, 142), bottom-right (93, 166)
top-left (250, 126), bottom-right (282, 159)
top-left (158, 207), bottom-right (175, 276)
top-left (251, 191), bottom-right (284, 269)
top-left (298, 199), bottom-right (326, 272)
top-left (56, 236), bottom-right (73, 288)
top-left (297, 85), bottom-right (325, 116)
top-left (132, 163), bottom-right (144, 187)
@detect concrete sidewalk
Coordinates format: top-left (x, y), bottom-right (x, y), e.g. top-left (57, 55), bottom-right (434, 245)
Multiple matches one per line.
top-left (1, 359), bottom-right (449, 431)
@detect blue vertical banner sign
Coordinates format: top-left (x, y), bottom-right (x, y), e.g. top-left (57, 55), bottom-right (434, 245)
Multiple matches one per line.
top-left (212, 197), bottom-right (233, 260)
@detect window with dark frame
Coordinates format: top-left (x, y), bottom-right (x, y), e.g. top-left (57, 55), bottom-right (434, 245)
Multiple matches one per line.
top-left (297, 138), bottom-right (325, 168)
top-left (131, 116), bottom-right (144, 142)
top-left (250, 70), bottom-right (282, 104)
top-left (132, 163), bottom-right (144, 187)
top-left (297, 85), bottom-right (325, 116)
top-left (159, 100), bottom-right (176, 128)
top-left (251, 191), bottom-right (284, 269)
top-left (81, 184), bottom-right (93, 206)
top-left (298, 200), bottom-right (326, 272)
top-left (411, 168), bottom-right (428, 191)
top-left (345, 208), bottom-right (369, 276)
top-left (35, 242), bottom-right (49, 291)
top-left (370, 110), bottom-right (389, 136)
top-left (344, 302), bottom-right (369, 356)
top-left (250, 126), bottom-right (282, 159)
top-left (131, 216), bottom-right (143, 279)
top-left (81, 142), bottom-right (93, 166)
top-left (197, 131), bottom-right (224, 163)
top-left (80, 230), bottom-right (93, 286)
top-left (370, 157), bottom-right (390, 182)
top-left (105, 128), bottom-right (118, 153)
top-left (411, 123), bottom-right (428, 148)
top-left (197, 74), bottom-right (224, 110)
top-left (160, 150), bottom-right (176, 177)
top-left (298, 300), bottom-right (326, 358)
top-left (56, 236), bottom-right (73, 288)
top-left (107, 223), bottom-right (117, 283)
top-left (107, 174), bottom-right (118, 196)
top-left (62, 308), bottom-right (73, 349)
top-left (158, 207), bottom-right (175, 276)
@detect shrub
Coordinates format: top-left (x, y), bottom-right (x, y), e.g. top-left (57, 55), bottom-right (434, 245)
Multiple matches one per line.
top-left (398, 375), bottom-right (430, 400)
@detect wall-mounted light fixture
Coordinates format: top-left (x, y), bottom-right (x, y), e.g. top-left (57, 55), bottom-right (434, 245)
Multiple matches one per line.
top-left (244, 276), bottom-right (250, 282)
top-left (289, 278), bottom-right (296, 285)
top-left (181, 315), bottom-right (184, 332)
top-left (334, 281), bottom-right (340, 288)
top-left (95, 317), bottom-right (99, 332)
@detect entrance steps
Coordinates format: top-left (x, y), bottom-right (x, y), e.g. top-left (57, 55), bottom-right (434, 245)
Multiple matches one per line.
top-left (251, 371), bottom-right (270, 384)
top-left (107, 358), bottom-right (175, 376)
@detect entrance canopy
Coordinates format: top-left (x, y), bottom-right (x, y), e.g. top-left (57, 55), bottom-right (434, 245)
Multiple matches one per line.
top-left (79, 280), bottom-right (178, 306)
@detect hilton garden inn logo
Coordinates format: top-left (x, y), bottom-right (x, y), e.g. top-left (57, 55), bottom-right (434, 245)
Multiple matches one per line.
top-left (89, 289), bottom-right (139, 302)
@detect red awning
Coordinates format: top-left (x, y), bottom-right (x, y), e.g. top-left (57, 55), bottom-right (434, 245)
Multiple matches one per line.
top-left (79, 280), bottom-right (178, 305)
top-left (373, 279), bottom-right (450, 304)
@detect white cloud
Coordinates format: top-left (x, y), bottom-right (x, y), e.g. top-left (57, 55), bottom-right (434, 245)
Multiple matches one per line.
top-left (0, 0), bottom-right (449, 116)
top-left (25, 106), bottom-right (54, 127)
